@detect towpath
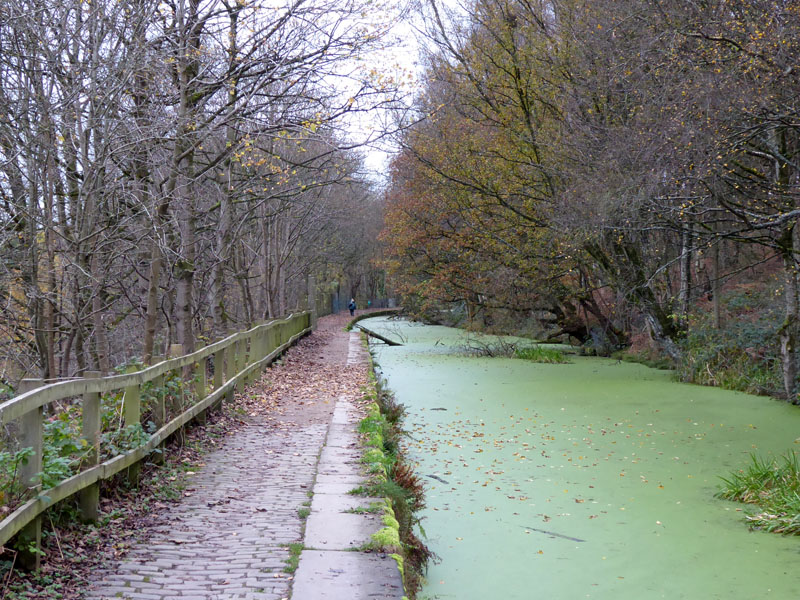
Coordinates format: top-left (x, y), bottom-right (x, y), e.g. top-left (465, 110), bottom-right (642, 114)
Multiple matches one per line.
top-left (85, 312), bottom-right (402, 600)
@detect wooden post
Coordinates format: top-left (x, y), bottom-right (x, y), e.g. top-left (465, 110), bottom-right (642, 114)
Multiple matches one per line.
top-left (150, 356), bottom-right (166, 464)
top-left (249, 328), bottom-right (263, 382)
top-left (224, 341), bottom-right (237, 403)
top-left (168, 343), bottom-right (184, 415)
top-left (236, 338), bottom-right (245, 375)
top-left (308, 275), bottom-right (317, 329)
top-left (267, 325), bottom-right (277, 358)
top-left (213, 350), bottom-right (225, 388)
top-left (122, 365), bottom-right (141, 486)
top-left (150, 356), bottom-right (166, 430)
top-left (194, 345), bottom-right (208, 425)
top-left (261, 326), bottom-right (270, 362)
top-left (17, 379), bottom-right (43, 570)
top-left (224, 341), bottom-right (235, 381)
top-left (246, 331), bottom-right (264, 383)
top-left (212, 350), bottom-right (224, 412)
top-left (79, 371), bottom-right (101, 521)
top-left (242, 336), bottom-right (252, 385)
top-left (168, 344), bottom-right (185, 445)
top-left (243, 337), bottom-right (251, 383)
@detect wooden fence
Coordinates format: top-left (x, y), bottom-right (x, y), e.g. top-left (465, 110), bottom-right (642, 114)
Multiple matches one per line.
top-left (0, 312), bottom-right (311, 569)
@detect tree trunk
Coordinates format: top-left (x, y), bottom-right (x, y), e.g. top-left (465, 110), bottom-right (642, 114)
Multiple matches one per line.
top-left (711, 239), bottom-right (721, 329)
top-left (678, 223), bottom-right (692, 318)
top-left (91, 252), bottom-right (110, 373)
top-left (142, 241), bottom-right (163, 364)
top-left (779, 223), bottom-right (799, 403)
top-left (176, 195), bottom-right (196, 354)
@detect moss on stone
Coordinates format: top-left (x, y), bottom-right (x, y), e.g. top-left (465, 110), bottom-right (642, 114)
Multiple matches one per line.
top-left (369, 525), bottom-right (401, 551)
top-left (390, 553), bottom-right (405, 580)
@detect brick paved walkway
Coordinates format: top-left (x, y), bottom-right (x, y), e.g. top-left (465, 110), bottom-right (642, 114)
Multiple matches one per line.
top-left (87, 421), bottom-right (324, 600)
top-left (86, 313), bottom-right (399, 600)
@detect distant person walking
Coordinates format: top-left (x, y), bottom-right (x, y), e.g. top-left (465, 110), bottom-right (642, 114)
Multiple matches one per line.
top-left (348, 298), bottom-right (356, 316)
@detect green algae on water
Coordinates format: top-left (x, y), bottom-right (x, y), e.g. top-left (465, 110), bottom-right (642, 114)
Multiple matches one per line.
top-left (365, 317), bottom-right (800, 600)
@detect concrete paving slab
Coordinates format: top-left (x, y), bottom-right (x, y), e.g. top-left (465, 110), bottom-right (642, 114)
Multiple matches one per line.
top-left (314, 472), bottom-right (364, 485)
top-left (325, 423), bottom-right (360, 447)
top-left (312, 481), bottom-right (363, 496)
top-left (316, 462), bottom-right (364, 477)
top-left (292, 551), bottom-right (404, 599)
top-left (304, 511), bottom-right (380, 549)
top-left (331, 406), bottom-right (359, 425)
top-left (320, 443), bottom-right (362, 457)
top-left (318, 445), bottom-right (362, 464)
top-left (309, 493), bottom-right (384, 515)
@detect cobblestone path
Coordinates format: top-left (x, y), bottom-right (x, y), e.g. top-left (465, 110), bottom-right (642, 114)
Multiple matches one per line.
top-left (86, 424), bottom-right (325, 600)
top-left (86, 313), bottom-right (377, 600)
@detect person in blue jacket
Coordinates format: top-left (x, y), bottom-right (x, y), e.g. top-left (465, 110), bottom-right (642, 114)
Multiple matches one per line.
top-left (348, 298), bottom-right (356, 316)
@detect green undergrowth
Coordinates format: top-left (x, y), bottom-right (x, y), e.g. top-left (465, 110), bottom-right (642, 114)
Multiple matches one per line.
top-left (678, 285), bottom-right (783, 397)
top-left (514, 346), bottom-right (569, 364)
top-left (717, 451), bottom-right (800, 535)
top-left (355, 352), bottom-right (434, 599)
top-left (0, 364), bottom-right (193, 514)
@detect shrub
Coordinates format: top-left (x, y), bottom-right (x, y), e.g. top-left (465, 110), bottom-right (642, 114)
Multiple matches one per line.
top-left (678, 285), bottom-right (783, 396)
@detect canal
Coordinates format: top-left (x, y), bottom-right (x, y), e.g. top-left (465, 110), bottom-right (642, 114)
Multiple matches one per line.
top-left (366, 317), bottom-right (800, 599)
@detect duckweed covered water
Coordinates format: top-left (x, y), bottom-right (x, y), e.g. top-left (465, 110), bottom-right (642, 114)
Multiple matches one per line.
top-left (366, 317), bottom-right (800, 599)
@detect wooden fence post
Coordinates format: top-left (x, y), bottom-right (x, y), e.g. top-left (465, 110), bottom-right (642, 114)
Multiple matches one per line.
top-left (243, 337), bottom-right (251, 382)
top-left (150, 356), bottom-right (166, 428)
top-left (259, 325), bottom-right (269, 363)
top-left (150, 356), bottom-right (166, 465)
top-left (249, 329), bottom-right (262, 382)
top-left (17, 378), bottom-right (43, 570)
top-left (79, 371), bottom-right (101, 521)
top-left (194, 345), bottom-right (208, 425)
top-left (168, 344), bottom-right (185, 445)
top-left (308, 276), bottom-right (317, 329)
top-left (167, 343), bottom-right (184, 414)
top-left (267, 325), bottom-right (277, 358)
top-left (212, 350), bottom-right (224, 412)
top-left (224, 341), bottom-right (237, 403)
top-left (237, 338), bottom-right (246, 374)
top-left (242, 335), bottom-right (252, 385)
top-left (122, 365), bottom-right (141, 486)
top-left (246, 330), bottom-right (264, 384)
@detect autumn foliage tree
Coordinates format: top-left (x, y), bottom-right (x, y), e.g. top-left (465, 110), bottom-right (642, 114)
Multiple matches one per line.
top-left (382, 0), bottom-right (800, 397)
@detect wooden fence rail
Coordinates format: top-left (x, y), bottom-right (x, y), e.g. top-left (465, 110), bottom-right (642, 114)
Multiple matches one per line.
top-left (0, 311), bottom-right (311, 569)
